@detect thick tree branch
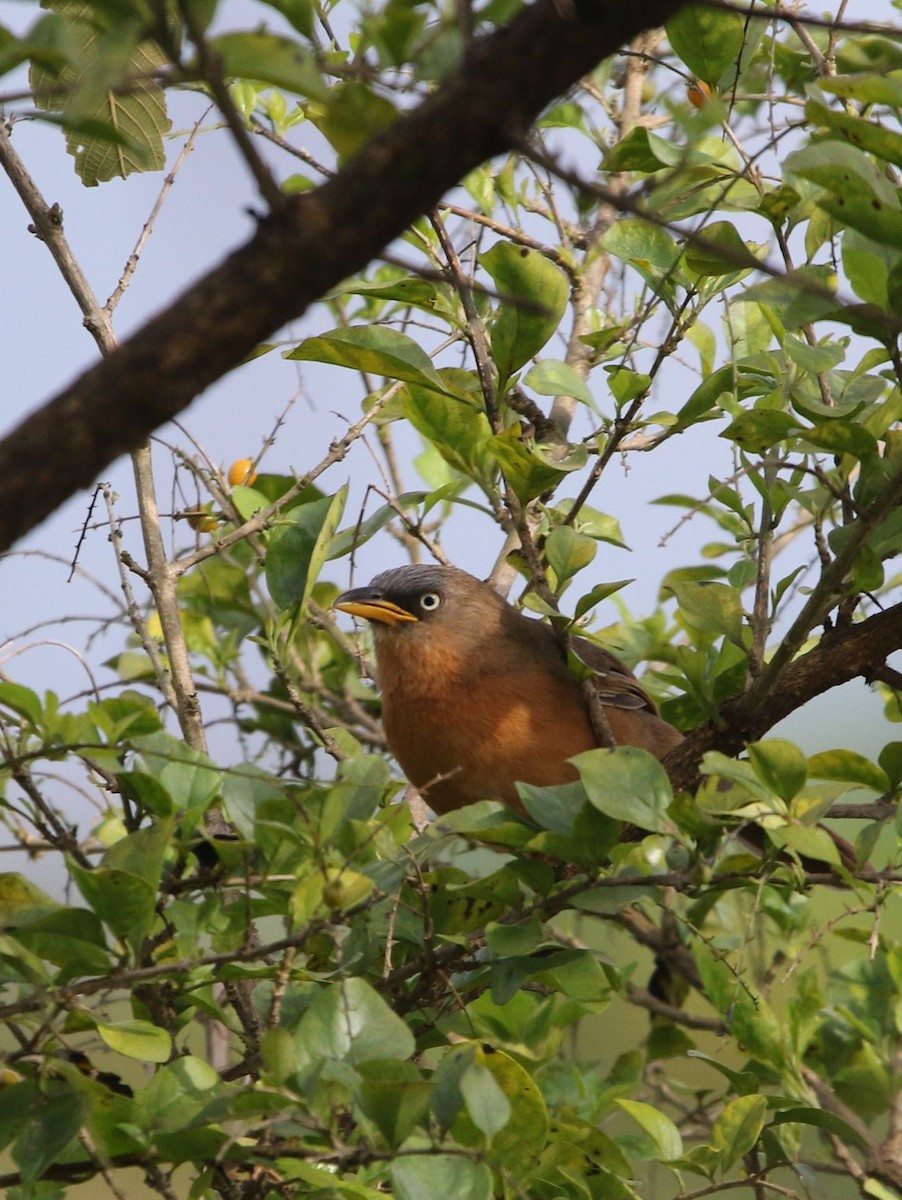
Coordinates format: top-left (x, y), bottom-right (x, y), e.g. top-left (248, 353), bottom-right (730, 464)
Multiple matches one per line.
top-left (0, 0), bottom-right (685, 553)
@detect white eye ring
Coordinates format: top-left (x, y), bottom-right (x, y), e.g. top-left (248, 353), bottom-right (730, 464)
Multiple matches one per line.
top-left (418, 591), bottom-right (442, 613)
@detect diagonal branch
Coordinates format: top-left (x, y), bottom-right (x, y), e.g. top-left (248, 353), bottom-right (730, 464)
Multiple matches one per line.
top-left (0, 0), bottom-right (687, 553)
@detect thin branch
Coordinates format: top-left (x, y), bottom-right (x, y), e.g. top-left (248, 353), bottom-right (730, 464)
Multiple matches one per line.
top-left (430, 210), bottom-right (500, 428)
top-left (105, 107), bottom-right (211, 315)
top-left (102, 484), bottom-right (177, 711)
top-left (0, 121), bottom-right (113, 348)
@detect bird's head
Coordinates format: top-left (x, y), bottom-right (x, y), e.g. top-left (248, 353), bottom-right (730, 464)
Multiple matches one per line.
top-left (333, 565), bottom-right (513, 661)
top-left (335, 566), bottom-right (525, 700)
top-left (334, 563), bottom-right (506, 626)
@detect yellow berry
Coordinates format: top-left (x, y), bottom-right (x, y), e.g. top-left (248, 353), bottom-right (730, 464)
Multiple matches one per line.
top-left (227, 458), bottom-right (258, 487)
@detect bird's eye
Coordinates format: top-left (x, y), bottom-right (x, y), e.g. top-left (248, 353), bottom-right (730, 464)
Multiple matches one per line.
top-left (418, 591), bottom-right (442, 613)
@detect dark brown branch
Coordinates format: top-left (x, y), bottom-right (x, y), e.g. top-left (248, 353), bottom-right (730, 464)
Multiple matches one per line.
top-left (0, 0), bottom-right (687, 553)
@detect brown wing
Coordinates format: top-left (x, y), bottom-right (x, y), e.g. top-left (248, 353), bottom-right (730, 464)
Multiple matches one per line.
top-left (570, 634), bottom-right (662, 714)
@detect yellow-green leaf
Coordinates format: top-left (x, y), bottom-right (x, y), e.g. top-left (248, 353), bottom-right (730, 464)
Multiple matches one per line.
top-left (95, 1018), bottom-right (172, 1063)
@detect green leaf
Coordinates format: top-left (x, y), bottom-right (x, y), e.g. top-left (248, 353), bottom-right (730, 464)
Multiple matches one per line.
top-left (616, 1098), bottom-right (683, 1160)
top-left (787, 140), bottom-right (902, 249)
top-left (460, 1061), bottom-right (511, 1140)
top-left (220, 763), bottom-right (284, 839)
top-left (806, 98), bottom-right (902, 172)
top-left (484, 914), bottom-right (544, 957)
top-left (768, 824), bottom-right (842, 867)
top-left (673, 364), bottom-right (735, 430)
top-left (13, 907), bottom-right (111, 978)
top-left (480, 241), bottom-right (569, 388)
top-left (229, 483), bottom-right (268, 521)
top-left (452, 1045), bottom-right (549, 1176)
top-left (13, 1091), bottom-right (90, 1185)
top-left (400, 373), bottom-right (496, 491)
top-left (807, 749), bottom-right (890, 792)
top-left (607, 367), bottom-right (651, 405)
top-left (0, 682), bottom-right (43, 724)
top-left (602, 125), bottom-right (682, 172)
top-left (603, 217), bottom-right (682, 273)
top-left (820, 194), bottom-right (902, 251)
top-left (880, 743), bottom-right (902, 787)
top-left (69, 862), bottom-right (156, 948)
top-left (0, 25), bottom-right (28, 77)
top-left (748, 739), bottom-right (808, 802)
top-left (257, 0), bottom-right (314, 36)
top-left (533, 948), bottom-right (612, 1003)
top-left (693, 949), bottom-right (789, 1070)
top-left (310, 80), bottom-right (398, 157)
top-left (103, 814), bottom-right (176, 887)
top-left (337, 275), bottom-right (459, 321)
top-left (545, 525), bottom-right (597, 585)
top-left (116, 768), bottom-right (172, 816)
top-left (801, 420), bottom-right (879, 458)
top-left (517, 780), bottom-right (590, 836)
top-left (573, 579), bottom-right (633, 620)
top-left (31, 4), bottom-right (170, 185)
top-left (685, 221), bottom-right (761, 276)
top-left (392, 1155), bottom-right (492, 1200)
top-left (782, 332), bottom-right (846, 375)
top-left (0, 874), bottom-right (58, 927)
top-left (666, 5), bottom-right (746, 82)
top-left (524, 359), bottom-right (596, 409)
top-left (298, 977), bottom-right (414, 1064)
top-left (650, 161), bottom-right (760, 224)
top-left (95, 1018), bottom-right (172, 1063)
top-left (0, 1080), bottom-right (37, 1157)
top-left (711, 1094), bottom-right (767, 1171)
top-left (845, 229), bottom-right (901, 309)
top-left (266, 487), bottom-right (348, 610)
top-left (329, 491), bottom-right (430, 559)
top-left (210, 31), bottom-right (326, 99)
top-left (770, 1105), bottom-right (869, 1146)
top-left (687, 1050), bottom-right (760, 1095)
top-left (668, 580), bottom-right (744, 645)
top-left (786, 140), bottom-right (898, 203)
top-left (573, 746), bottom-right (674, 833)
top-left (357, 1061), bottom-right (433, 1146)
top-left (743, 266), bottom-right (839, 330)
top-left (821, 73), bottom-right (902, 107)
top-left (286, 326), bottom-right (454, 396)
top-left (138, 1056), bottom-right (223, 1133)
top-left (865, 1181), bottom-right (902, 1200)
top-left (133, 733), bottom-right (220, 818)
top-left (487, 424), bottom-right (586, 502)
top-left (721, 409), bottom-right (801, 453)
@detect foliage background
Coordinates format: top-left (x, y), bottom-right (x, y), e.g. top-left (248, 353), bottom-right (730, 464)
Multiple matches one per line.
top-left (0, 0), bottom-right (901, 1197)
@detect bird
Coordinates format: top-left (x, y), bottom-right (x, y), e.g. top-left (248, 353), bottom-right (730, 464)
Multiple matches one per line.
top-left (333, 564), bottom-right (682, 816)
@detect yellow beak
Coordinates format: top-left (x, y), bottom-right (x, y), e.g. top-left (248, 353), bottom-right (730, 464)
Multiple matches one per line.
top-left (333, 588), bottom-right (418, 626)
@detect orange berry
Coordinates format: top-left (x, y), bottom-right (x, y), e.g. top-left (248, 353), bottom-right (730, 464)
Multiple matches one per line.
top-left (227, 458), bottom-right (258, 487)
top-left (687, 79), bottom-right (713, 108)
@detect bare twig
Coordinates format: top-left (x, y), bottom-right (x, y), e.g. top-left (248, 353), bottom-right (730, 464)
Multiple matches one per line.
top-left (105, 108), bottom-right (211, 315)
